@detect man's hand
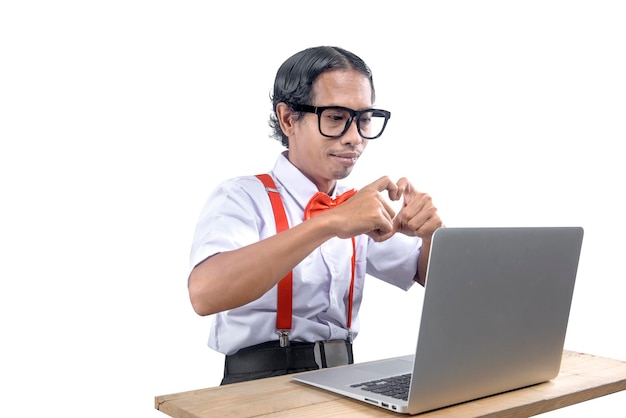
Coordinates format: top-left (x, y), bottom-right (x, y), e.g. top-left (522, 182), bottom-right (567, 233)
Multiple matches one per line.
top-left (321, 176), bottom-right (443, 244)
top-left (328, 176), bottom-right (400, 242)
top-left (392, 177), bottom-right (443, 244)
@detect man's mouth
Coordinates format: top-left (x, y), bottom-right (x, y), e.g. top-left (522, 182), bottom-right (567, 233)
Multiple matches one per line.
top-left (329, 151), bottom-right (360, 166)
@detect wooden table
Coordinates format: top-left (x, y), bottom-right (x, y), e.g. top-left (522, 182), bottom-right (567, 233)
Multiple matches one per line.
top-left (155, 351), bottom-right (626, 417)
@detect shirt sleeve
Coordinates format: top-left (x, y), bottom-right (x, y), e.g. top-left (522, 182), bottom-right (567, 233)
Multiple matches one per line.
top-left (188, 177), bottom-right (273, 274)
top-left (366, 233), bottom-right (422, 291)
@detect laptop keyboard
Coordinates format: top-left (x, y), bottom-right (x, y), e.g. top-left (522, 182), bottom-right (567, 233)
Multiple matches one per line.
top-left (350, 373), bottom-right (412, 400)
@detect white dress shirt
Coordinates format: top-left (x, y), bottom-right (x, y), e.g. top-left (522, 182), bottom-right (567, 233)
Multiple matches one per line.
top-left (190, 152), bottom-right (421, 355)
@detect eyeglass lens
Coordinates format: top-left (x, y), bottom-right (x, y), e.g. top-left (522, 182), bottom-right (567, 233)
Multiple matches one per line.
top-left (319, 108), bottom-right (387, 139)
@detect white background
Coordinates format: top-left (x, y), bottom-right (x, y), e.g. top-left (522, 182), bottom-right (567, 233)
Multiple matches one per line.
top-left (1, 1), bottom-right (624, 417)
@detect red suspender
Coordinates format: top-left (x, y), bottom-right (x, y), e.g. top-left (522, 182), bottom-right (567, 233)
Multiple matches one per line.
top-left (255, 173), bottom-right (356, 346)
top-left (255, 174), bottom-right (293, 346)
top-left (348, 237), bottom-right (355, 331)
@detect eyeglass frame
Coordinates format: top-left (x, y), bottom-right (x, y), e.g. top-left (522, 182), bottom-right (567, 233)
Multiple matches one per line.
top-left (288, 103), bottom-right (391, 140)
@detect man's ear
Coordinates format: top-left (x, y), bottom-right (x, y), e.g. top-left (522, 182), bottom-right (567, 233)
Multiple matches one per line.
top-left (276, 102), bottom-right (296, 138)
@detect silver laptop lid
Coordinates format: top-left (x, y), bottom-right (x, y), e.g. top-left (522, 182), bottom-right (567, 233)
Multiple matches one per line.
top-left (408, 226), bottom-right (583, 414)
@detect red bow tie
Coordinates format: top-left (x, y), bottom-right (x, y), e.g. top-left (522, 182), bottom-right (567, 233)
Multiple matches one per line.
top-left (304, 189), bottom-right (357, 221)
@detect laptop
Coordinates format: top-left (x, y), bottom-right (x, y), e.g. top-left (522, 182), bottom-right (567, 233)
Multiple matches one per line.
top-left (293, 226), bottom-right (584, 414)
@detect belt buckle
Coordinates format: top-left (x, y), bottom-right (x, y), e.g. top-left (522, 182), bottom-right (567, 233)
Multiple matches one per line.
top-left (314, 340), bottom-right (350, 368)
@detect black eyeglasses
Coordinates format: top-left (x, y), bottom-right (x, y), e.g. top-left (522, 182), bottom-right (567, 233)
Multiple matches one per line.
top-left (290, 103), bottom-right (391, 140)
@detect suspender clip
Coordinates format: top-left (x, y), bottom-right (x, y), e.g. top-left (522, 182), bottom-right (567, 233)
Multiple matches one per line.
top-left (277, 329), bottom-right (290, 347)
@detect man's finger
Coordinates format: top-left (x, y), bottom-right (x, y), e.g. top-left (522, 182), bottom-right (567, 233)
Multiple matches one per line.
top-left (370, 176), bottom-right (399, 195)
top-left (380, 197), bottom-right (397, 221)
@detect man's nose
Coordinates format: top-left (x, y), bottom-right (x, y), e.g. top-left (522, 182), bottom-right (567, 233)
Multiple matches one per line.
top-left (339, 118), bottom-right (364, 145)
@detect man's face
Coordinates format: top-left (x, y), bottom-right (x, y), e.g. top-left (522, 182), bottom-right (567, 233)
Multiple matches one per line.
top-left (288, 69), bottom-right (372, 193)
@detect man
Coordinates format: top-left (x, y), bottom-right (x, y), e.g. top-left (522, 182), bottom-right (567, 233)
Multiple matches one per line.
top-left (188, 46), bottom-right (443, 384)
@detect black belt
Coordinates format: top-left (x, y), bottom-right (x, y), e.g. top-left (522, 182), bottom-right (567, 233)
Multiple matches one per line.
top-left (225, 340), bottom-right (353, 375)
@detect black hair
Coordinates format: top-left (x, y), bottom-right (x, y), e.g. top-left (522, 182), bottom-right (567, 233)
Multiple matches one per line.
top-left (268, 46), bottom-right (376, 148)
